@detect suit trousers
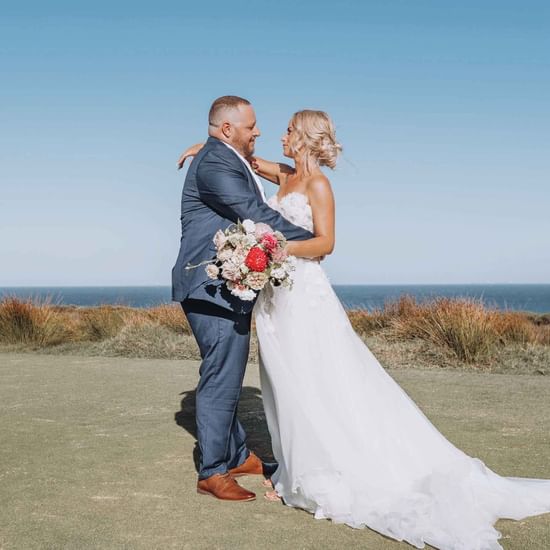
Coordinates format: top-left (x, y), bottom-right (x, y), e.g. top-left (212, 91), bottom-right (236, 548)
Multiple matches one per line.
top-left (181, 298), bottom-right (251, 479)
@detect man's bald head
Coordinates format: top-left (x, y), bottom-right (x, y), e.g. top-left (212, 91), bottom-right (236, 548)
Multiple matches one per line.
top-left (208, 95), bottom-right (251, 129)
top-left (207, 95), bottom-right (260, 157)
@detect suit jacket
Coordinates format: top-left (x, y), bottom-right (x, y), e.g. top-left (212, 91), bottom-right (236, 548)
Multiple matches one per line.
top-left (171, 136), bottom-right (314, 314)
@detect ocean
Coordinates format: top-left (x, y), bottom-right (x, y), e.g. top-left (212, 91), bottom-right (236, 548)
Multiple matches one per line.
top-left (2, 285), bottom-right (550, 313)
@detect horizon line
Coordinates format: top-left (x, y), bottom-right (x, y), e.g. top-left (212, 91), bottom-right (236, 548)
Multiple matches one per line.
top-left (2, 283), bottom-right (550, 288)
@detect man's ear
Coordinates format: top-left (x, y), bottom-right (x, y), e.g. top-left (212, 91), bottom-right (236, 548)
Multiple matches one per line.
top-left (221, 122), bottom-right (232, 139)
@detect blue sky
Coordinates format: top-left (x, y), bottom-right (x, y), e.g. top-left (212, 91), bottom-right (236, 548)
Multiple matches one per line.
top-left (1, 1), bottom-right (549, 285)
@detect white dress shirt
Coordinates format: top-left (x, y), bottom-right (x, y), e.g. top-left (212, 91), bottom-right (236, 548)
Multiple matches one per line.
top-left (222, 141), bottom-right (267, 203)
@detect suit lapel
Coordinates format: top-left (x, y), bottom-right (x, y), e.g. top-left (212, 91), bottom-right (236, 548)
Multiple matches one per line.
top-left (206, 137), bottom-right (263, 202)
top-left (241, 160), bottom-right (263, 202)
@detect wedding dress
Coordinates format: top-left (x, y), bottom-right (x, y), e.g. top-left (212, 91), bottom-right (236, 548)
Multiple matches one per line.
top-left (254, 191), bottom-right (550, 550)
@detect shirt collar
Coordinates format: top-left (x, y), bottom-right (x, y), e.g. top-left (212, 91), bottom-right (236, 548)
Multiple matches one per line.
top-left (221, 141), bottom-right (249, 164)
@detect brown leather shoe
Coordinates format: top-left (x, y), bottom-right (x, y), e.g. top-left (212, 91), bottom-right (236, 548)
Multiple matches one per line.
top-left (197, 473), bottom-right (256, 502)
top-left (228, 452), bottom-right (265, 478)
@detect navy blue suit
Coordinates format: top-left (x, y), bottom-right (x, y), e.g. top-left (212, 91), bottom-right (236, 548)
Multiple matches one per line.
top-left (172, 137), bottom-right (313, 478)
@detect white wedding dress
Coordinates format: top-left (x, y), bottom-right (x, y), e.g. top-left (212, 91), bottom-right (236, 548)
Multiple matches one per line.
top-left (254, 192), bottom-right (550, 550)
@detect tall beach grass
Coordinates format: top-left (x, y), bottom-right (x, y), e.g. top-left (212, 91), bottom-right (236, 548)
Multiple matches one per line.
top-left (0, 295), bottom-right (548, 368)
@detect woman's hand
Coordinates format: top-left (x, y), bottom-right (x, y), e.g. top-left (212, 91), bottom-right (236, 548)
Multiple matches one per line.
top-left (247, 156), bottom-right (260, 173)
top-left (284, 241), bottom-right (297, 257)
top-left (245, 157), bottom-right (294, 185)
top-left (285, 241), bottom-right (325, 263)
top-left (177, 142), bottom-right (205, 170)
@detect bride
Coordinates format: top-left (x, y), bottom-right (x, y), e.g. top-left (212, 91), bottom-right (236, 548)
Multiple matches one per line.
top-left (178, 110), bottom-right (550, 550)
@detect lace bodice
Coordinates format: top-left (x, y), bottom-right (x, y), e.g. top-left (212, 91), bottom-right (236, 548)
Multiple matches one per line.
top-left (268, 192), bottom-right (313, 233)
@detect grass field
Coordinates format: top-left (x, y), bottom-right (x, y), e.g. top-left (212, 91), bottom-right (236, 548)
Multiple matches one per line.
top-left (1, 353), bottom-right (549, 549)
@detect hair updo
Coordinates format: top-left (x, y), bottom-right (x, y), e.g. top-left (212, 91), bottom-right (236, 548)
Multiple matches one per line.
top-left (287, 110), bottom-right (342, 173)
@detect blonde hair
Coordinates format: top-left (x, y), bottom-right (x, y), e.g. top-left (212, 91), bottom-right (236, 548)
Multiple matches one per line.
top-left (288, 110), bottom-right (342, 173)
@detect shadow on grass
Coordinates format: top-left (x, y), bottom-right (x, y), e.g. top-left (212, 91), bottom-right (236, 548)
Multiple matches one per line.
top-left (174, 386), bottom-right (274, 473)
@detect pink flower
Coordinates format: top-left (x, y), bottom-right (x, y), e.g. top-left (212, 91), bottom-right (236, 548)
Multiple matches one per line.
top-left (271, 247), bottom-right (288, 263)
top-left (261, 233), bottom-right (278, 252)
top-left (244, 271), bottom-right (268, 291)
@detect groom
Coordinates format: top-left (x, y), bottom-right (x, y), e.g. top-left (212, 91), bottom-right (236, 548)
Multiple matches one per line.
top-left (172, 96), bottom-right (313, 501)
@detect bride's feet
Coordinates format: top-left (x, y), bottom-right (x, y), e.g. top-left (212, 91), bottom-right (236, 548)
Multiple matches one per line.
top-left (262, 479), bottom-right (281, 501)
top-left (264, 489), bottom-right (281, 502)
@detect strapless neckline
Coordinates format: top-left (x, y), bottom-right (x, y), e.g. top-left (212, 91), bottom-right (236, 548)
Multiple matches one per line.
top-left (272, 191), bottom-right (311, 208)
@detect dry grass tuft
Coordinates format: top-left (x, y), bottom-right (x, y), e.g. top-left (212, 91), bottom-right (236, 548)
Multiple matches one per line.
top-left (348, 295), bottom-right (422, 336)
top-left (79, 306), bottom-right (126, 341)
top-left (145, 304), bottom-right (191, 334)
top-left (0, 296), bottom-right (71, 346)
top-left (389, 296), bottom-right (499, 363)
top-left (490, 311), bottom-right (537, 346)
top-left (347, 309), bottom-right (387, 335)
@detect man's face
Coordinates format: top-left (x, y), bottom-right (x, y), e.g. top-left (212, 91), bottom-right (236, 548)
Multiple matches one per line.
top-left (227, 105), bottom-right (260, 157)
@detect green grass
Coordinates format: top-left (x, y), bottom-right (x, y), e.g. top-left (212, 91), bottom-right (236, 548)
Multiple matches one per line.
top-left (1, 353), bottom-right (549, 549)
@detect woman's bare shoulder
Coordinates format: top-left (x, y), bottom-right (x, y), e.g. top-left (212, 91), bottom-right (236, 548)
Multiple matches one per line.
top-left (305, 173), bottom-right (333, 200)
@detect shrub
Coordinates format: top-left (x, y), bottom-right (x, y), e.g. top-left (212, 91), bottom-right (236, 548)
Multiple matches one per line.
top-left (79, 306), bottom-right (125, 341)
top-left (348, 309), bottom-right (391, 335)
top-left (390, 297), bottom-right (499, 363)
top-left (146, 304), bottom-right (191, 334)
top-left (534, 325), bottom-right (550, 346)
top-left (0, 296), bottom-right (70, 346)
top-left (491, 311), bottom-right (537, 346)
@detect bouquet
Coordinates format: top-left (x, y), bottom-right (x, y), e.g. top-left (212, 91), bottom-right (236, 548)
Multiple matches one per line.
top-left (191, 220), bottom-right (296, 301)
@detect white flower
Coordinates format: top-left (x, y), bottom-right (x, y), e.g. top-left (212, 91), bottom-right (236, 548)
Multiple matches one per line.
top-left (241, 219), bottom-right (256, 234)
top-left (228, 233), bottom-right (243, 246)
top-left (232, 245), bottom-right (248, 265)
top-left (218, 247), bottom-right (233, 262)
top-left (205, 264), bottom-right (220, 280)
top-left (254, 222), bottom-right (272, 239)
top-left (227, 281), bottom-right (256, 301)
top-left (244, 234), bottom-right (258, 248)
top-left (281, 277), bottom-right (293, 288)
top-left (213, 230), bottom-right (227, 250)
top-left (221, 262), bottom-right (240, 281)
top-left (270, 267), bottom-right (286, 280)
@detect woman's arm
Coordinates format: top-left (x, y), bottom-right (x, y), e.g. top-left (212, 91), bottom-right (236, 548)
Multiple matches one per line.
top-left (285, 176), bottom-right (335, 258)
top-left (250, 157), bottom-right (295, 185)
top-left (177, 143), bottom-right (204, 169)
top-left (178, 145), bottom-right (294, 186)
